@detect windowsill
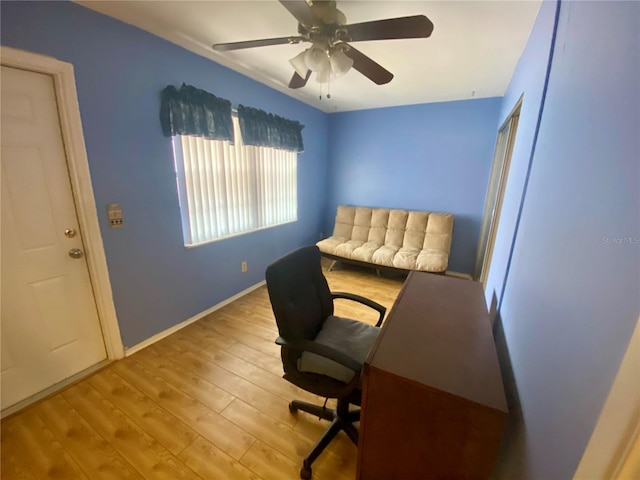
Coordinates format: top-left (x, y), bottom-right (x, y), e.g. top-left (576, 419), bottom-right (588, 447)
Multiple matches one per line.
top-left (183, 219), bottom-right (298, 249)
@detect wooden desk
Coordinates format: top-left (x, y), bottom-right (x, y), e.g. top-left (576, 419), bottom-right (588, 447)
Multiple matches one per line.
top-left (357, 272), bottom-right (507, 479)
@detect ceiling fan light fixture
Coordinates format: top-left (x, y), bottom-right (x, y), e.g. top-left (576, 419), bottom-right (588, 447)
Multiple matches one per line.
top-left (304, 43), bottom-right (329, 71)
top-left (315, 59), bottom-right (331, 84)
top-left (329, 48), bottom-right (353, 77)
top-left (289, 50), bottom-right (309, 78)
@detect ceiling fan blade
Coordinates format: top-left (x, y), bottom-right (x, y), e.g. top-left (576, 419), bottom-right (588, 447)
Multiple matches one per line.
top-left (213, 36), bottom-right (304, 51)
top-left (343, 44), bottom-right (393, 85)
top-left (340, 15), bottom-right (434, 42)
top-left (288, 70), bottom-right (311, 89)
top-left (279, 0), bottom-right (319, 27)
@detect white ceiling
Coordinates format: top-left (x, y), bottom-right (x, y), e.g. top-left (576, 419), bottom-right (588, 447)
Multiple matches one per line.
top-left (77, 0), bottom-right (541, 113)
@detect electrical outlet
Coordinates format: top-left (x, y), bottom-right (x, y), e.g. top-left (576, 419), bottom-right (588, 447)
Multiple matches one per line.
top-left (241, 261), bottom-right (248, 273)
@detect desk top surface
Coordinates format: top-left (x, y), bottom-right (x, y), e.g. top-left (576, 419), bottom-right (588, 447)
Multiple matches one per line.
top-left (366, 271), bottom-right (507, 412)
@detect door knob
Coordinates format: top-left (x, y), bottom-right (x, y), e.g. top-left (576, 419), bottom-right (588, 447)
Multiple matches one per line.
top-left (68, 248), bottom-right (84, 259)
top-left (64, 228), bottom-right (77, 238)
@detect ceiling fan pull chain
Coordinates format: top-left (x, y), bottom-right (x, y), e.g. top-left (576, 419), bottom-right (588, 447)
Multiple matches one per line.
top-left (319, 75), bottom-right (331, 101)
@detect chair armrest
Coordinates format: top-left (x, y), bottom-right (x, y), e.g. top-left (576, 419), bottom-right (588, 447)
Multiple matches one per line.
top-left (331, 292), bottom-right (386, 327)
top-left (275, 336), bottom-right (362, 373)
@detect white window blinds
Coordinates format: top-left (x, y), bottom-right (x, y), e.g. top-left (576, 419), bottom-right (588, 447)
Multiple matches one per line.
top-left (172, 117), bottom-right (297, 246)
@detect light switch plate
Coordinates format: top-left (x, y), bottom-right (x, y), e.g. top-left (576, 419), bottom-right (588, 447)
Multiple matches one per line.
top-left (107, 203), bottom-right (123, 228)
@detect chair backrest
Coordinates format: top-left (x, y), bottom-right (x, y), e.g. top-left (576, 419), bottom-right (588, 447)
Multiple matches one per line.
top-left (265, 245), bottom-right (334, 342)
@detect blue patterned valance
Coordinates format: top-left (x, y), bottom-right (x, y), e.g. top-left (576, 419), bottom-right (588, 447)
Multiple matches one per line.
top-left (238, 105), bottom-right (304, 153)
top-left (160, 84), bottom-right (233, 142)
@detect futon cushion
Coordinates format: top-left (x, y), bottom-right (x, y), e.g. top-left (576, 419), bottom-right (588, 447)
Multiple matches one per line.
top-left (317, 205), bottom-right (454, 273)
top-left (298, 315), bottom-right (379, 383)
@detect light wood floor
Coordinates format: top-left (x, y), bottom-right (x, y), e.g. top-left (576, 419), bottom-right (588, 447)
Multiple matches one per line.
top-left (1, 263), bottom-right (405, 480)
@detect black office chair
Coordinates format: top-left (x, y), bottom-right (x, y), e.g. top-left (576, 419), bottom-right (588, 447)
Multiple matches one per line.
top-left (265, 245), bottom-right (386, 479)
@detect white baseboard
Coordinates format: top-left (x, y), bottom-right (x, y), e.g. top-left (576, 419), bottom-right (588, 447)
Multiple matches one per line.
top-left (125, 280), bottom-right (266, 356)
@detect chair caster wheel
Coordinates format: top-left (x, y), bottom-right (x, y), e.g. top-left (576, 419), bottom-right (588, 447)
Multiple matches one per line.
top-left (300, 462), bottom-right (312, 479)
top-left (289, 402), bottom-right (298, 413)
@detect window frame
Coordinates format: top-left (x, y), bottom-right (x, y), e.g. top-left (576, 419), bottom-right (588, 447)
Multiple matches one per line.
top-left (171, 116), bottom-right (298, 248)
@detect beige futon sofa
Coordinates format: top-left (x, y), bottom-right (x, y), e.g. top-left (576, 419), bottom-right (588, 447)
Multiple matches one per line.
top-left (317, 205), bottom-right (454, 273)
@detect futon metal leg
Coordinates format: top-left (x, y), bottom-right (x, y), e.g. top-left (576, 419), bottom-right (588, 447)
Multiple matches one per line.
top-left (328, 260), bottom-right (337, 271)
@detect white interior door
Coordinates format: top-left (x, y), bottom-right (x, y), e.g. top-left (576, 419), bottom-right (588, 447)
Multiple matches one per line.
top-left (1, 65), bottom-right (107, 411)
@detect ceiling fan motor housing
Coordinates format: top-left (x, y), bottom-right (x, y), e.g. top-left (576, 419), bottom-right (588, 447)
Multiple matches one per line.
top-left (297, 2), bottom-right (348, 47)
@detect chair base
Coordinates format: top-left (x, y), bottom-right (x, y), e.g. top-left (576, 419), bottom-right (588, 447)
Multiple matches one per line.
top-left (290, 398), bottom-right (360, 479)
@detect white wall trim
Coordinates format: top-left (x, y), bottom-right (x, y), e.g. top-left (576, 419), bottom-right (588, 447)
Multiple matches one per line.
top-left (573, 315), bottom-right (640, 479)
top-left (1, 46), bottom-right (125, 360)
top-left (611, 421), bottom-right (640, 479)
top-left (125, 280), bottom-right (267, 356)
top-left (611, 422), bottom-right (640, 479)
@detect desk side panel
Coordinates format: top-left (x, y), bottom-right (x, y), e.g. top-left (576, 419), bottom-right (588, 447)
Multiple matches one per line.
top-left (357, 366), bottom-right (506, 480)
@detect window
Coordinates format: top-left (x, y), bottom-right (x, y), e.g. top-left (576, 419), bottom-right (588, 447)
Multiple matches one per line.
top-left (172, 116), bottom-right (297, 246)
top-left (160, 84), bottom-right (303, 246)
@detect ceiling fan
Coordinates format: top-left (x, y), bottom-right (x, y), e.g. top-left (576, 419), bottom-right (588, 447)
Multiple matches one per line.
top-left (212, 0), bottom-right (434, 89)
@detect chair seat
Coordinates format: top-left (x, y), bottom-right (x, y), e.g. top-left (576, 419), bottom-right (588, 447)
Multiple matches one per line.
top-left (299, 315), bottom-right (380, 383)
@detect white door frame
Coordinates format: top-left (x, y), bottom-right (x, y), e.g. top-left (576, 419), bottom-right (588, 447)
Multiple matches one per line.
top-left (1, 46), bottom-right (124, 360)
top-left (474, 97), bottom-right (522, 284)
top-left (573, 315), bottom-right (640, 479)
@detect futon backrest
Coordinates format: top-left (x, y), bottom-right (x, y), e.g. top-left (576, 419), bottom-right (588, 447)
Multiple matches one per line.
top-left (332, 205), bottom-right (453, 251)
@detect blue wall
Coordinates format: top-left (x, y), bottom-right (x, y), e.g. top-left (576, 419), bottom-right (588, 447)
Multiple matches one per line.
top-left (327, 98), bottom-right (502, 274)
top-left (0, 1), bottom-right (329, 348)
top-left (490, 1), bottom-right (640, 477)
top-left (484, 0), bottom-right (557, 310)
